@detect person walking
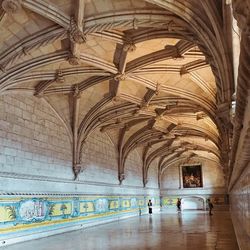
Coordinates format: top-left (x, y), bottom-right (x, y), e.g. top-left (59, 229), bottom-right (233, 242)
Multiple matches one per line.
top-left (177, 198), bottom-right (181, 212)
top-left (208, 199), bottom-right (214, 215)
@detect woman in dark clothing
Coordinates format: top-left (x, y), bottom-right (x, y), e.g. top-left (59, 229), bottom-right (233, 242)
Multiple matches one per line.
top-left (148, 200), bottom-right (153, 214)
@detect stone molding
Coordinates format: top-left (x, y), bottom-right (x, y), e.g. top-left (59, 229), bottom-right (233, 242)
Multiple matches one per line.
top-left (0, 171), bottom-right (160, 193)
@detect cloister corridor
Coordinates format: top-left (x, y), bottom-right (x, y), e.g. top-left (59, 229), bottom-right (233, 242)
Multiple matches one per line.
top-left (0, 0), bottom-right (249, 249)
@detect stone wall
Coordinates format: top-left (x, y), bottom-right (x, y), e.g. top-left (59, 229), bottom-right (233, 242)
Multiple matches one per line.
top-left (230, 163), bottom-right (250, 250)
top-left (80, 130), bottom-right (118, 185)
top-left (123, 149), bottom-right (143, 186)
top-left (0, 94), bottom-right (72, 181)
top-left (0, 94), bottom-right (160, 246)
top-left (147, 158), bottom-right (159, 188)
top-left (230, 1), bottom-right (250, 248)
top-left (229, 96), bottom-right (250, 250)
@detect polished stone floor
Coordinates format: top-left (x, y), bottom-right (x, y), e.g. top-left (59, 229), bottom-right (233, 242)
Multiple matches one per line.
top-left (3, 210), bottom-right (239, 250)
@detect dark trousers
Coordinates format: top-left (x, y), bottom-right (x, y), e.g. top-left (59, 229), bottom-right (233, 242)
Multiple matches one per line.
top-left (149, 208), bottom-right (152, 214)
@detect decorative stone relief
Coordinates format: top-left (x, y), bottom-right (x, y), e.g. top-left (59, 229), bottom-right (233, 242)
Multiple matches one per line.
top-left (2, 0), bottom-right (22, 14)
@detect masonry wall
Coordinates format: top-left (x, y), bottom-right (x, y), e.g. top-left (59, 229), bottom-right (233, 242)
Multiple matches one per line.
top-left (0, 94), bottom-right (160, 246)
top-left (230, 163), bottom-right (250, 250)
top-left (0, 94), bottom-right (72, 181)
top-left (229, 96), bottom-right (250, 250)
top-left (80, 130), bottom-right (118, 185)
top-left (147, 158), bottom-right (159, 188)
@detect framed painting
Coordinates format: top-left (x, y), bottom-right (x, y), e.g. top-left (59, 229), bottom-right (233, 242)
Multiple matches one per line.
top-left (182, 164), bottom-right (203, 188)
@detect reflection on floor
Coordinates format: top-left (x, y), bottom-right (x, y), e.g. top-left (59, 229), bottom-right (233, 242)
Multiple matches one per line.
top-left (3, 210), bottom-right (239, 250)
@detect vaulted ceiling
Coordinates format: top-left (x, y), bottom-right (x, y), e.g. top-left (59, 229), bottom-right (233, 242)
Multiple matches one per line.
top-left (0, 0), bottom-right (234, 186)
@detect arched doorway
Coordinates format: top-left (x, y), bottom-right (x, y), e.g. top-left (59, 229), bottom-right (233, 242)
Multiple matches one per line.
top-left (181, 196), bottom-right (205, 210)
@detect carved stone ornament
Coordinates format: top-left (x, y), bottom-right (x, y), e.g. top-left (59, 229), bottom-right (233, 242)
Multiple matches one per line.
top-left (112, 96), bottom-right (120, 102)
top-left (143, 178), bottom-right (148, 187)
top-left (73, 163), bottom-right (83, 180)
top-left (2, 0), bottom-right (22, 14)
top-left (68, 54), bottom-right (81, 65)
top-left (56, 69), bottom-right (64, 83)
top-left (114, 73), bottom-right (126, 81)
top-left (133, 18), bottom-right (138, 30)
top-left (196, 112), bottom-right (206, 120)
top-left (119, 173), bottom-right (125, 184)
top-left (73, 85), bottom-right (80, 98)
top-left (123, 41), bottom-right (136, 52)
top-left (69, 16), bottom-right (86, 44)
top-left (165, 20), bottom-right (174, 31)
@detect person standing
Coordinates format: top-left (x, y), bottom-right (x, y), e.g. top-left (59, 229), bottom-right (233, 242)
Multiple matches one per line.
top-left (208, 199), bottom-right (214, 215)
top-left (148, 199), bottom-right (153, 214)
